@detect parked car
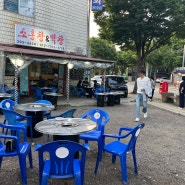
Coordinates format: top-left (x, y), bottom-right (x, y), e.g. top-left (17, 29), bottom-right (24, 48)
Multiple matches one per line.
top-left (156, 77), bottom-right (171, 83)
top-left (91, 75), bottom-right (102, 86)
top-left (91, 75), bottom-right (128, 98)
top-left (105, 75), bottom-right (128, 98)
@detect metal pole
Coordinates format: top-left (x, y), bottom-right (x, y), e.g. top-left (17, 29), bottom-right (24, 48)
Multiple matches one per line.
top-left (66, 67), bottom-right (70, 103)
top-left (87, 0), bottom-right (91, 57)
top-left (14, 67), bottom-right (18, 103)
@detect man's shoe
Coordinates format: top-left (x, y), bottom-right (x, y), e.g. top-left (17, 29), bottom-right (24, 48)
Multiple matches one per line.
top-left (178, 107), bottom-right (183, 110)
top-left (144, 112), bottom-right (147, 118)
top-left (135, 118), bottom-right (140, 122)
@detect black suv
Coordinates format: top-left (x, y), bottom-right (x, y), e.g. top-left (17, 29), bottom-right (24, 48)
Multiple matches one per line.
top-left (105, 75), bottom-right (128, 98)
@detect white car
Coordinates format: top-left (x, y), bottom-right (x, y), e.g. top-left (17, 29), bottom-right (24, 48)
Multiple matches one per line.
top-left (156, 77), bottom-right (171, 83)
top-left (91, 75), bottom-right (102, 86)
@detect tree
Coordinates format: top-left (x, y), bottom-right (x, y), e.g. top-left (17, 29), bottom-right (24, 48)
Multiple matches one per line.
top-left (90, 37), bottom-right (117, 74)
top-left (116, 50), bottom-right (136, 75)
top-left (94, 0), bottom-right (185, 73)
top-left (90, 37), bottom-right (117, 60)
top-left (146, 36), bottom-right (185, 79)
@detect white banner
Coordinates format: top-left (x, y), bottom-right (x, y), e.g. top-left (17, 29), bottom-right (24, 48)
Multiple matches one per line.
top-left (15, 24), bottom-right (66, 51)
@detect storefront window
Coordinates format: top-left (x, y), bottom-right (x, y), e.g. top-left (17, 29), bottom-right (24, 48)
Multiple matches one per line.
top-left (4, 0), bottom-right (34, 17)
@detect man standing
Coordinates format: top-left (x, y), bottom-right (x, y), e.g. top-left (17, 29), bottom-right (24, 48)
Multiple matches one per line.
top-left (135, 69), bottom-right (152, 122)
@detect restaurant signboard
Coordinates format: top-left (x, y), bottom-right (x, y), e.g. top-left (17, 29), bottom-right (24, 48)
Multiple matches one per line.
top-left (15, 24), bottom-right (66, 51)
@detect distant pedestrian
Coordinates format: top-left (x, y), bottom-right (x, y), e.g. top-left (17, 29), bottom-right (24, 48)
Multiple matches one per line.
top-left (135, 69), bottom-right (152, 122)
top-left (149, 76), bottom-right (155, 101)
top-left (178, 76), bottom-right (185, 109)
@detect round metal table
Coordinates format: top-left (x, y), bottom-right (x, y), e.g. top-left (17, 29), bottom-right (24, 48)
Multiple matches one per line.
top-left (0, 93), bottom-right (13, 98)
top-left (44, 92), bottom-right (63, 109)
top-left (14, 103), bottom-right (55, 138)
top-left (35, 117), bottom-right (97, 142)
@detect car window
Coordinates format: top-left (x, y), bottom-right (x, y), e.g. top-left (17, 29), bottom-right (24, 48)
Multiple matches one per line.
top-left (108, 77), bottom-right (124, 84)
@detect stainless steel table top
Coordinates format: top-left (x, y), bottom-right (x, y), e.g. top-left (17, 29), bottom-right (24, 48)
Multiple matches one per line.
top-left (35, 118), bottom-right (97, 135)
top-left (44, 92), bottom-right (63, 96)
top-left (95, 91), bottom-right (123, 95)
top-left (40, 87), bottom-right (52, 90)
top-left (14, 103), bottom-right (55, 112)
top-left (0, 93), bottom-right (13, 98)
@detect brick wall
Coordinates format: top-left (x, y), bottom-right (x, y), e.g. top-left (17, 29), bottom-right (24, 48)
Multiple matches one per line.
top-left (0, 0), bottom-right (87, 55)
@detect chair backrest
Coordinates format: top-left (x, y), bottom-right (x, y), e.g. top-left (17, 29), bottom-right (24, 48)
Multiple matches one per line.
top-left (35, 140), bottom-right (87, 177)
top-left (35, 100), bottom-right (52, 105)
top-left (35, 88), bottom-right (43, 97)
top-left (61, 109), bottom-right (76, 118)
top-left (120, 123), bottom-right (145, 152)
top-left (0, 123), bottom-right (27, 144)
top-left (1, 109), bottom-right (17, 126)
top-left (0, 99), bottom-right (17, 111)
top-left (69, 85), bottom-right (78, 96)
top-left (81, 108), bottom-right (110, 133)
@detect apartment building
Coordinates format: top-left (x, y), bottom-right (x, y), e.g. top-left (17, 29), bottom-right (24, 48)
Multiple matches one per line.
top-left (0, 0), bottom-right (112, 95)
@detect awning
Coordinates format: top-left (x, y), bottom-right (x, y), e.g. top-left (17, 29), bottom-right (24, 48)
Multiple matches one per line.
top-left (0, 43), bottom-right (114, 69)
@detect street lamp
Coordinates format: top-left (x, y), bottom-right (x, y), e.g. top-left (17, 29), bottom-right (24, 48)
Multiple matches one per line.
top-left (9, 56), bottom-right (24, 103)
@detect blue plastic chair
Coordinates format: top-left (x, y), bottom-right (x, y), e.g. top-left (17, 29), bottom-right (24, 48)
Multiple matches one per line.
top-left (80, 108), bottom-right (110, 174)
top-left (47, 108), bottom-right (76, 119)
top-left (1, 109), bottom-right (33, 142)
top-left (33, 87), bottom-right (43, 100)
top-left (35, 140), bottom-right (89, 185)
top-left (35, 100), bottom-right (52, 118)
top-left (0, 99), bottom-right (26, 124)
top-left (0, 123), bottom-right (33, 185)
top-left (100, 123), bottom-right (145, 184)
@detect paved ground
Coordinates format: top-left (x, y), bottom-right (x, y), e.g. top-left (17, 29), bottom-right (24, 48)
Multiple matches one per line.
top-left (1, 82), bottom-right (185, 185)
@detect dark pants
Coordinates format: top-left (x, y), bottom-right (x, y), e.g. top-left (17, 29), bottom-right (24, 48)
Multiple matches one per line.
top-left (179, 92), bottom-right (185, 108)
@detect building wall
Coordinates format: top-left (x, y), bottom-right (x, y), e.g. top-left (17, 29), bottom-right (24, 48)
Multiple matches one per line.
top-left (0, 0), bottom-right (88, 55)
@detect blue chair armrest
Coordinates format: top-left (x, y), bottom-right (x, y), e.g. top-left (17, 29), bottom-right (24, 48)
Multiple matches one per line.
top-left (34, 144), bottom-right (43, 151)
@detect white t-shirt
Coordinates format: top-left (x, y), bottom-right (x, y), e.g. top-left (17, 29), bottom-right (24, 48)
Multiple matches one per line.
top-left (137, 76), bottom-right (151, 94)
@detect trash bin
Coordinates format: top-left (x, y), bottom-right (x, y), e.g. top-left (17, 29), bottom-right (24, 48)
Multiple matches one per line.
top-left (97, 94), bottom-right (105, 107)
top-left (159, 81), bottom-right (168, 94)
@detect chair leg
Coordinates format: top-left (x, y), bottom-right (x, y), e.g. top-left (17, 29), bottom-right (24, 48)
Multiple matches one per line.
top-left (94, 142), bottom-right (102, 174)
top-left (74, 173), bottom-right (82, 185)
top-left (41, 174), bottom-right (49, 185)
top-left (28, 150), bottom-right (33, 168)
top-left (120, 154), bottom-right (128, 184)
top-left (2, 120), bottom-right (6, 133)
top-left (112, 154), bottom-right (117, 163)
top-left (18, 155), bottom-right (27, 185)
top-left (132, 149), bottom-right (138, 174)
top-left (0, 157), bottom-right (3, 168)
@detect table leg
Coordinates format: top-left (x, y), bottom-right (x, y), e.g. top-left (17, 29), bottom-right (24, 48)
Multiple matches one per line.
top-left (107, 94), bottom-right (115, 106)
top-left (97, 95), bottom-right (105, 107)
top-left (0, 97), bottom-right (5, 115)
top-left (114, 94), bottom-right (121, 105)
top-left (45, 95), bottom-right (58, 109)
top-left (26, 111), bottom-right (43, 138)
